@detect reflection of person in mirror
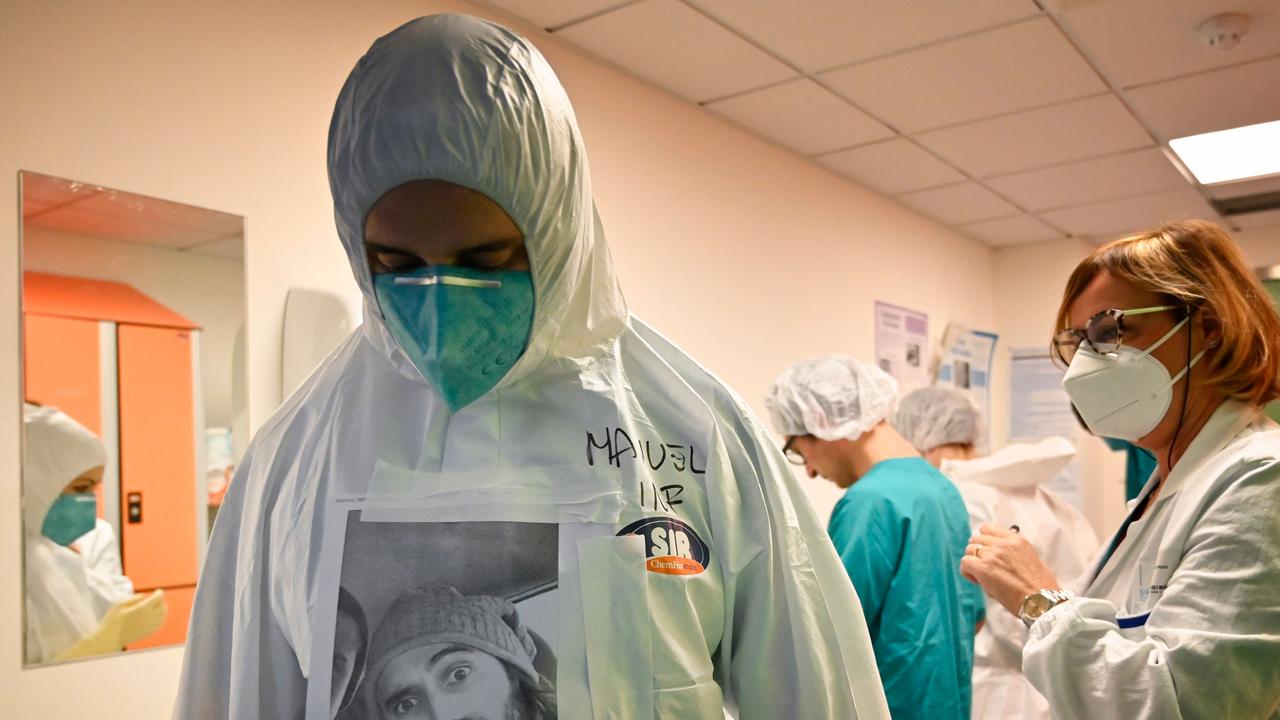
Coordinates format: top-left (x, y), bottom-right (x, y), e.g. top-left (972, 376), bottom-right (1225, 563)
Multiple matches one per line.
top-left (22, 403), bottom-right (166, 663)
top-left (357, 585), bottom-right (555, 720)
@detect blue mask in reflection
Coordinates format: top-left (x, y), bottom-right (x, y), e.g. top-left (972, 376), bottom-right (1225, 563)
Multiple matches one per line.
top-left (42, 493), bottom-right (97, 546)
top-left (374, 266), bottom-right (535, 411)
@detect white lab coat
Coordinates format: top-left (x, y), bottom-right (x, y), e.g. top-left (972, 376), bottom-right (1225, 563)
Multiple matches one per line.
top-left (1023, 400), bottom-right (1280, 719)
top-left (22, 404), bottom-right (113, 665)
top-left (940, 437), bottom-right (1100, 720)
top-left (173, 14), bottom-right (889, 720)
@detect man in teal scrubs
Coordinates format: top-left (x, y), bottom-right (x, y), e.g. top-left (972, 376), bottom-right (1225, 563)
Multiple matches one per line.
top-left (767, 356), bottom-right (984, 720)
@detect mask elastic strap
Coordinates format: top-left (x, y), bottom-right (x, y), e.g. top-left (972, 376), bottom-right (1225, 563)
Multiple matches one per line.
top-left (1140, 316), bottom-right (1189, 358)
top-left (1161, 347), bottom-right (1207, 391)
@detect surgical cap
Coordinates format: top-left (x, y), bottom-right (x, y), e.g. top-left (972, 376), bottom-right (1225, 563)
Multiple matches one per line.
top-left (766, 355), bottom-right (900, 441)
top-left (893, 386), bottom-right (983, 452)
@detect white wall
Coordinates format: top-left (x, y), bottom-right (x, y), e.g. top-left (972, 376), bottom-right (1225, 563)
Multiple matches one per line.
top-left (1236, 224), bottom-right (1280, 271)
top-left (23, 228), bottom-right (245, 430)
top-left (991, 238), bottom-right (1128, 537)
top-left (0, 1), bottom-right (995, 716)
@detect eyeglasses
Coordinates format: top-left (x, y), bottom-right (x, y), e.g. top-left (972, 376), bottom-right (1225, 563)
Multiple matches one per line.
top-left (782, 436), bottom-right (806, 466)
top-left (1052, 305), bottom-right (1179, 369)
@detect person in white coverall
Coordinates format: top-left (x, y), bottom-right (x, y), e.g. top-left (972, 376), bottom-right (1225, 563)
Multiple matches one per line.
top-left (961, 219), bottom-right (1280, 719)
top-left (173, 14), bottom-right (890, 719)
top-left (894, 386), bottom-right (1099, 719)
top-left (23, 403), bottom-right (165, 664)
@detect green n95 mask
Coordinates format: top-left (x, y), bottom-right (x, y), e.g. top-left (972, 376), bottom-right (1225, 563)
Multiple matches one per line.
top-left (374, 265), bottom-right (534, 411)
top-left (42, 493), bottom-right (97, 546)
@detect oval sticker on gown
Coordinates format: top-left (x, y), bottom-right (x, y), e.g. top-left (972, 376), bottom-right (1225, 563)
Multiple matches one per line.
top-left (616, 517), bottom-right (711, 576)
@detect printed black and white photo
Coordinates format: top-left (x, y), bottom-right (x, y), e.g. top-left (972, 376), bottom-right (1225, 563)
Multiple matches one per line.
top-left (905, 342), bottom-right (921, 368)
top-left (328, 514), bottom-right (558, 720)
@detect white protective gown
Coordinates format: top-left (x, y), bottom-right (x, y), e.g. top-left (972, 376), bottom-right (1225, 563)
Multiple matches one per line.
top-left (939, 437), bottom-right (1099, 720)
top-left (22, 404), bottom-right (114, 665)
top-left (75, 519), bottom-right (135, 616)
top-left (173, 14), bottom-right (889, 720)
top-left (1023, 400), bottom-right (1280, 719)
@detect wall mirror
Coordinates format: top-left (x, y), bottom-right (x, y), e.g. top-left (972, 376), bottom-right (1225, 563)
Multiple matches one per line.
top-left (19, 171), bottom-right (246, 665)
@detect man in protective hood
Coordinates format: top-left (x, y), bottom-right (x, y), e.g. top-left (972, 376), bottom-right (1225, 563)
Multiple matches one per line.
top-left (174, 14), bottom-right (889, 719)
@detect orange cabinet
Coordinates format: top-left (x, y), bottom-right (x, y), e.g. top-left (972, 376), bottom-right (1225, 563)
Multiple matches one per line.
top-left (117, 324), bottom-right (199, 592)
top-left (24, 314), bottom-right (107, 516)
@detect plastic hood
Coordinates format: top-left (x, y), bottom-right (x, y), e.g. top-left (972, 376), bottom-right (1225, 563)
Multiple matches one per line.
top-left (941, 436), bottom-right (1077, 489)
top-left (328, 14), bottom-right (628, 391)
top-left (22, 404), bottom-right (106, 536)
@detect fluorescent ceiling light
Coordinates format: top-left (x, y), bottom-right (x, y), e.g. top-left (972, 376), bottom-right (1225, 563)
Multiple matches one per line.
top-left (1169, 119), bottom-right (1280, 185)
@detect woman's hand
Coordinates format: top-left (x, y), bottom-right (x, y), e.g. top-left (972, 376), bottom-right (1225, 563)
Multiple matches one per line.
top-left (960, 523), bottom-right (1061, 616)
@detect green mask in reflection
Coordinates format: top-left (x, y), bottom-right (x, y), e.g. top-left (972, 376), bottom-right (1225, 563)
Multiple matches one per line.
top-left (42, 493), bottom-right (96, 546)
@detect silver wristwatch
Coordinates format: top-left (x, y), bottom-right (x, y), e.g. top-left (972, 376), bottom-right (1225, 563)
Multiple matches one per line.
top-left (1019, 588), bottom-right (1074, 629)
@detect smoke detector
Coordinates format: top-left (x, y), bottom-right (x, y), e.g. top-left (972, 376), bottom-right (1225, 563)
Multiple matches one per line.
top-left (1197, 12), bottom-right (1250, 51)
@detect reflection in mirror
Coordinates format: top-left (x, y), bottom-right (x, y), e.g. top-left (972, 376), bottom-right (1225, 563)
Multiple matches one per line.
top-left (20, 171), bottom-right (246, 665)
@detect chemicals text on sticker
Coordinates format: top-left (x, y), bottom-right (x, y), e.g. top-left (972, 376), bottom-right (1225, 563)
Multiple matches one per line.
top-left (616, 516), bottom-right (711, 576)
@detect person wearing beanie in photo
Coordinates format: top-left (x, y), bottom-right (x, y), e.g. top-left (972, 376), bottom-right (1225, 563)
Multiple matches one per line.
top-left (362, 585), bottom-right (555, 720)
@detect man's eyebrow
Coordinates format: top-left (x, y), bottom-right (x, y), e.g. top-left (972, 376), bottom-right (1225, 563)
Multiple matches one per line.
top-left (429, 644), bottom-right (473, 666)
top-left (464, 238), bottom-right (522, 253)
top-left (366, 242), bottom-right (412, 255)
top-left (383, 687), bottom-right (416, 712)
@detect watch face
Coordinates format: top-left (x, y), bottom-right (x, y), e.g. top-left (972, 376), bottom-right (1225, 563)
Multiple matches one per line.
top-left (1023, 593), bottom-right (1054, 618)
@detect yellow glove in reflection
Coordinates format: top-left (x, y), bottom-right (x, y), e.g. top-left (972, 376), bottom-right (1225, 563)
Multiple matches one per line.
top-left (110, 589), bottom-right (168, 645)
top-left (54, 589), bottom-right (168, 661)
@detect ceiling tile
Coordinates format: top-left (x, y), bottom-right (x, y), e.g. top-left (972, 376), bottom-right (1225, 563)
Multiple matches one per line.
top-left (22, 176), bottom-right (243, 252)
top-left (898, 182), bottom-right (1020, 225)
top-left (817, 138), bottom-right (966, 194)
top-left (1127, 56), bottom-right (1280, 140)
top-left (482, 0), bottom-right (630, 30)
top-left (29, 203), bottom-right (215, 250)
top-left (1054, 0), bottom-right (1280, 87)
top-left (188, 236), bottom-right (245, 260)
top-left (959, 214), bottom-right (1063, 246)
top-left (687, 0), bottom-right (1039, 72)
top-left (820, 17), bottom-right (1104, 133)
top-left (21, 173), bottom-right (101, 216)
top-left (555, 0), bottom-right (797, 102)
top-left (915, 94), bottom-right (1152, 177)
top-left (706, 78), bottom-right (892, 155)
top-left (985, 147), bottom-right (1188, 211)
top-left (1227, 207), bottom-right (1280, 230)
top-left (1039, 187), bottom-right (1219, 238)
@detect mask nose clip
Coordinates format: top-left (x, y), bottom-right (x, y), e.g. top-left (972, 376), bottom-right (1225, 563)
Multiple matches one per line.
top-left (393, 275), bottom-right (503, 289)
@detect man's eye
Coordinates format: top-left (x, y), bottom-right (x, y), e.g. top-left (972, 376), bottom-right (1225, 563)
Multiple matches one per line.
top-left (377, 253), bottom-right (422, 270)
top-left (392, 696), bottom-right (419, 715)
top-left (466, 251), bottom-right (512, 269)
top-left (446, 665), bottom-right (472, 685)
